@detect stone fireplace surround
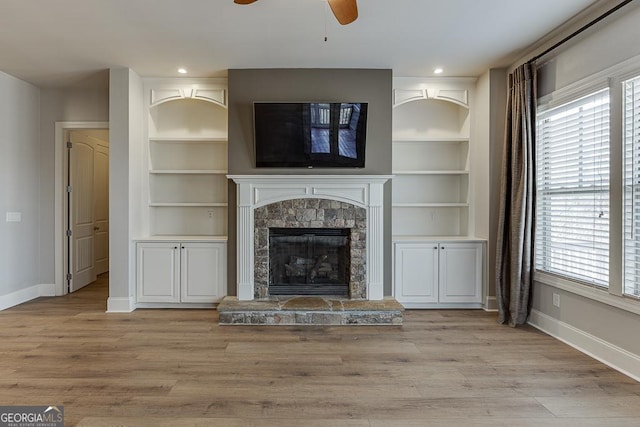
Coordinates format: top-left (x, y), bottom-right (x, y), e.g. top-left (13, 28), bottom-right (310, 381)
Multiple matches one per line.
top-left (255, 199), bottom-right (367, 299)
top-left (228, 175), bottom-right (391, 301)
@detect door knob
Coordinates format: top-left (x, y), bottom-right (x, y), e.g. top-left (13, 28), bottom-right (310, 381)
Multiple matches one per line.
top-left (93, 227), bottom-right (99, 231)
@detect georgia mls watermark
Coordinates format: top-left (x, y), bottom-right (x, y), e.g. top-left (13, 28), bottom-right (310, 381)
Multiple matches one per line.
top-left (0, 406), bottom-right (64, 427)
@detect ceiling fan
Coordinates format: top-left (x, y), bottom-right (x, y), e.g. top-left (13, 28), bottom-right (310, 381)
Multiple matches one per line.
top-left (233, 0), bottom-right (358, 25)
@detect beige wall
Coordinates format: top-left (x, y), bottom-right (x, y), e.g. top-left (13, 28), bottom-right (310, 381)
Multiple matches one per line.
top-left (527, 2), bottom-right (640, 368)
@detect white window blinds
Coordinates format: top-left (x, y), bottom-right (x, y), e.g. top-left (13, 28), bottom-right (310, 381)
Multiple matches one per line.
top-left (624, 75), bottom-right (640, 298)
top-left (535, 89), bottom-right (610, 287)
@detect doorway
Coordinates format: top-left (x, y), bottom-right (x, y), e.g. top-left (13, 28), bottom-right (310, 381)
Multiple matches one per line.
top-left (55, 122), bottom-right (109, 296)
top-left (66, 130), bottom-right (109, 292)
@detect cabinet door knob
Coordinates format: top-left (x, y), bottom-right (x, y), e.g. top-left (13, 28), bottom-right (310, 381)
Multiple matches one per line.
top-left (434, 246), bottom-right (438, 250)
top-left (173, 246), bottom-right (178, 249)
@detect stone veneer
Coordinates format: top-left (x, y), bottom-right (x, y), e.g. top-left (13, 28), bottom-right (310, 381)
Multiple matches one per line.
top-left (254, 198), bottom-right (367, 299)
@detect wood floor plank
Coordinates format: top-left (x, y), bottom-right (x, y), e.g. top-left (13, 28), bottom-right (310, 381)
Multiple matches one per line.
top-left (0, 274), bottom-right (638, 426)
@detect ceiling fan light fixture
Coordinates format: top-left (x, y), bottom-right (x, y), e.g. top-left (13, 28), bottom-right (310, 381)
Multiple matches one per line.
top-left (327, 0), bottom-right (358, 25)
top-left (232, 0), bottom-right (358, 25)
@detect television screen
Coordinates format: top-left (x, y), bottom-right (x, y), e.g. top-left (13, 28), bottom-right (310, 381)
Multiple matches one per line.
top-left (254, 102), bottom-right (367, 168)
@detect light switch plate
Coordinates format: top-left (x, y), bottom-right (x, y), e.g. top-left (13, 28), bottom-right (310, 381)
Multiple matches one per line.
top-left (6, 212), bottom-right (22, 222)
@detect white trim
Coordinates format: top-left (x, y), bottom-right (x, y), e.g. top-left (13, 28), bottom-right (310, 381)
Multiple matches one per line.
top-left (39, 283), bottom-right (56, 297)
top-left (529, 309), bottom-right (640, 382)
top-left (538, 52), bottom-right (640, 110)
top-left (55, 121), bottom-right (109, 297)
top-left (0, 284), bottom-right (55, 311)
top-left (534, 271), bottom-right (640, 316)
top-left (484, 296), bottom-right (498, 311)
top-left (106, 297), bottom-right (136, 313)
top-left (400, 302), bottom-right (483, 309)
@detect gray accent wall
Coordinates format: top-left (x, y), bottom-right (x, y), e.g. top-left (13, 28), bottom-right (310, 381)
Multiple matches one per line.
top-left (227, 68), bottom-right (393, 296)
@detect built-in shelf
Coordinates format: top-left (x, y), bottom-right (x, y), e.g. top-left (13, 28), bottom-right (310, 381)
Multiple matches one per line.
top-left (144, 79), bottom-right (229, 239)
top-left (149, 170), bottom-right (228, 174)
top-left (149, 202), bottom-right (228, 207)
top-left (393, 203), bottom-right (469, 208)
top-left (393, 170), bottom-right (469, 175)
top-left (149, 137), bottom-right (227, 143)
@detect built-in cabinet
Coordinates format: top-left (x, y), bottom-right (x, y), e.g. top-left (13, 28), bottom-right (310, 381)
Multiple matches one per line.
top-left (392, 78), bottom-right (486, 308)
top-left (136, 241), bottom-right (226, 304)
top-left (136, 79), bottom-right (228, 306)
top-left (394, 241), bottom-right (483, 308)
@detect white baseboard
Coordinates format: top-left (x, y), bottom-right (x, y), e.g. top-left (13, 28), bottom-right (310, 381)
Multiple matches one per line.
top-left (484, 296), bottom-right (498, 311)
top-left (0, 283), bottom-right (55, 311)
top-left (39, 283), bottom-right (56, 297)
top-left (106, 296), bottom-right (136, 313)
top-left (529, 309), bottom-right (640, 382)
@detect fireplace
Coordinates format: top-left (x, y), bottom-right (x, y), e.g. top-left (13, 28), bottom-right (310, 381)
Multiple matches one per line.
top-left (229, 175), bottom-right (391, 301)
top-left (254, 198), bottom-right (366, 299)
top-left (269, 227), bottom-right (350, 296)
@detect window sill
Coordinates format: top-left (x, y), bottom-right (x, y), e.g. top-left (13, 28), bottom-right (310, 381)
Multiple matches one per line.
top-left (534, 271), bottom-right (640, 316)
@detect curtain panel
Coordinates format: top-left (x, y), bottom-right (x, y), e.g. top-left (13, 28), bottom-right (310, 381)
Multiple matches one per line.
top-left (495, 62), bottom-right (537, 326)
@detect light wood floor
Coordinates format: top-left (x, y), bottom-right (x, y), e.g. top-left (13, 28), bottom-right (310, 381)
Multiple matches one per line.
top-left (1, 275), bottom-right (640, 426)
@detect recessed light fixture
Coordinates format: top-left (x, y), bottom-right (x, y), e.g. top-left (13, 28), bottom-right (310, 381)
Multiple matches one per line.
top-left (177, 68), bottom-right (188, 74)
top-left (434, 68), bottom-right (443, 74)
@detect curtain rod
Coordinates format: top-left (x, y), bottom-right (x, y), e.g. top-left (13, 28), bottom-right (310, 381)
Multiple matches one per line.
top-left (528, 0), bottom-right (635, 64)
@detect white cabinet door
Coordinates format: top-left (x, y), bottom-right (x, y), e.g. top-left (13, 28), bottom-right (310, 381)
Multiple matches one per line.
top-left (394, 242), bottom-right (439, 304)
top-left (181, 242), bottom-right (226, 303)
top-left (137, 242), bottom-right (180, 303)
top-left (438, 242), bottom-right (482, 303)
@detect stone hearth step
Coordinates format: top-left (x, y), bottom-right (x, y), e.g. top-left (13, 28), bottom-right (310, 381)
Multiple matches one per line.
top-left (217, 296), bottom-right (403, 325)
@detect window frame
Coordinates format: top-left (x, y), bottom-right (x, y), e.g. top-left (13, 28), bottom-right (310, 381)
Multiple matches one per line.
top-left (533, 57), bottom-right (640, 316)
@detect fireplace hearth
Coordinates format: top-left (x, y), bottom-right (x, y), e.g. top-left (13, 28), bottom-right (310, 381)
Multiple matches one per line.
top-left (269, 227), bottom-right (350, 296)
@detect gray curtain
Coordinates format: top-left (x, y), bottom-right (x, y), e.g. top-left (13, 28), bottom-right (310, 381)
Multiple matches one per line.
top-left (495, 62), bottom-right (537, 326)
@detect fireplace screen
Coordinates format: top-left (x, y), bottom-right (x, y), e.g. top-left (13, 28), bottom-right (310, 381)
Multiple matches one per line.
top-left (269, 228), bottom-right (350, 296)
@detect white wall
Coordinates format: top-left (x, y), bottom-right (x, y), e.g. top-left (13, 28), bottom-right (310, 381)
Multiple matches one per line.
top-left (0, 71), bottom-right (41, 306)
top-left (39, 82), bottom-right (109, 287)
top-left (107, 68), bottom-right (144, 312)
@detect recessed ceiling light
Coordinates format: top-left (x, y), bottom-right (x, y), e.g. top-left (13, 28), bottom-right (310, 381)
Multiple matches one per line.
top-left (434, 68), bottom-right (443, 74)
top-left (177, 68), bottom-right (187, 74)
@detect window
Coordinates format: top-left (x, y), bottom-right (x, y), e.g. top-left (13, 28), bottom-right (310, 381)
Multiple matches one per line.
top-left (624, 75), bottom-right (640, 298)
top-left (535, 89), bottom-right (610, 287)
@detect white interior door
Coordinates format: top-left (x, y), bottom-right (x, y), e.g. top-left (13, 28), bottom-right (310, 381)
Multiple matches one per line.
top-left (69, 131), bottom-right (97, 292)
top-left (93, 137), bottom-right (109, 275)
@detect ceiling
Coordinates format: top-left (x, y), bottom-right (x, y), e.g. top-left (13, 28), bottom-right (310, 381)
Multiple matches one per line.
top-left (0, 0), bottom-right (603, 88)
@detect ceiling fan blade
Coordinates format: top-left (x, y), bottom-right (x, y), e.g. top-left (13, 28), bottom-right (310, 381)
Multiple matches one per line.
top-left (234, 0), bottom-right (258, 4)
top-left (328, 0), bottom-right (358, 25)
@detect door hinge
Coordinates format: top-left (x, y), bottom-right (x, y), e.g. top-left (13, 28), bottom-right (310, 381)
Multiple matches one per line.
top-left (66, 229), bottom-right (72, 237)
top-left (67, 185), bottom-right (72, 193)
top-left (67, 141), bottom-right (72, 149)
top-left (66, 273), bottom-right (73, 281)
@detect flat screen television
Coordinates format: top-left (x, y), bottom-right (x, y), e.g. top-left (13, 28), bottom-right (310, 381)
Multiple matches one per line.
top-left (254, 102), bottom-right (368, 168)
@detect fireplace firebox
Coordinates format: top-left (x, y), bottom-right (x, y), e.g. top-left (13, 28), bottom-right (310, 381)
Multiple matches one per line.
top-left (269, 228), bottom-right (350, 296)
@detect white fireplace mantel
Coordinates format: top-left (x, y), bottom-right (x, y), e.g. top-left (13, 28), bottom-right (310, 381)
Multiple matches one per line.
top-left (229, 175), bottom-right (392, 301)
